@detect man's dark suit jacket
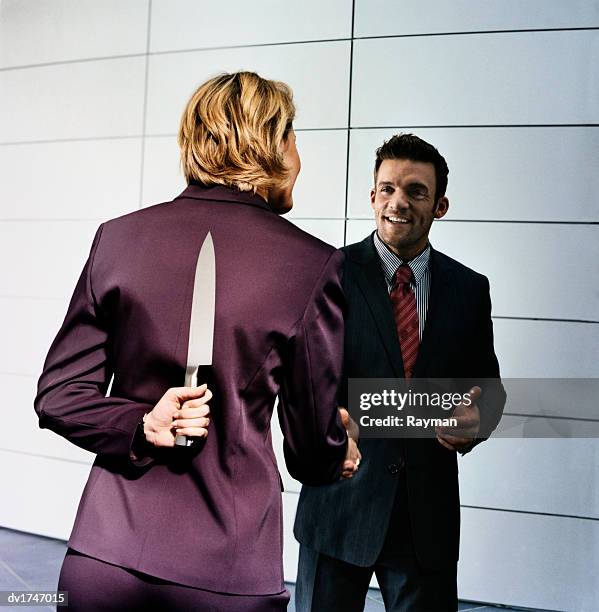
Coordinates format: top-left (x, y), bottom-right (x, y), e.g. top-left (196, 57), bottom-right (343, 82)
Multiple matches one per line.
top-left (294, 233), bottom-right (506, 570)
top-left (34, 184), bottom-right (348, 595)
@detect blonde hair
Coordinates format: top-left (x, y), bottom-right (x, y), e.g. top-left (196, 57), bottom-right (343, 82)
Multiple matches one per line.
top-left (178, 71), bottom-right (296, 192)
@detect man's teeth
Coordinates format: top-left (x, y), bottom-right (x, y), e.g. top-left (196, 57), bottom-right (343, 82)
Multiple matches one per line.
top-left (387, 216), bottom-right (409, 223)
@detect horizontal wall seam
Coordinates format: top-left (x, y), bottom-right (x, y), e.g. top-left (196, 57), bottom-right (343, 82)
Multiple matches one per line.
top-left (0, 447), bottom-right (92, 466)
top-left (0, 135), bottom-right (142, 147)
top-left (493, 315), bottom-right (599, 325)
top-left (436, 220), bottom-right (598, 225)
top-left (353, 26), bottom-right (599, 41)
top-left (143, 127), bottom-right (350, 138)
top-left (502, 411), bottom-right (599, 423)
top-left (140, 125), bottom-right (599, 137)
top-left (349, 124), bottom-right (599, 130)
top-left (0, 217), bottom-right (342, 222)
top-left (1, 26), bottom-right (597, 72)
top-left (0, 38), bottom-right (349, 72)
top-left (0, 308), bottom-right (596, 324)
top-left (460, 504), bottom-right (599, 522)
top-left (272, 492), bottom-right (599, 524)
top-left (0, 52), bottom-right (146, 72)
top-left (2, 125), bottom-right (597, 147)
top-left (0, 219), bottom-right (597, 226)
top-left (349, 219), bottom-right (599, 225)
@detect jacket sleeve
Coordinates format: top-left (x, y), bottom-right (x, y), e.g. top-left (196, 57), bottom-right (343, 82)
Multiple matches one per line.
top-left (34, 224), bottom-right (155, 466)
top-left (460, 274), bottom-right (507, 455)
top-left (277, 249), bottom-right (348, 485)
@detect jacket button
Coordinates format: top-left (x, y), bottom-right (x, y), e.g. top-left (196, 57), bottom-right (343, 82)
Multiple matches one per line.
top-left (388, 463), bottom-right (400, 475)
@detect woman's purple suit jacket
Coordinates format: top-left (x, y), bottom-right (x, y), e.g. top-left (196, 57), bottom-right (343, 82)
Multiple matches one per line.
top-left (34, 183), bottom-right (348, 595)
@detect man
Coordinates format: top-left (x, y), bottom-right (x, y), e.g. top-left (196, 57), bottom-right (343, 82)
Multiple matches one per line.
top-left (294, 134), bottom-right (506, 611)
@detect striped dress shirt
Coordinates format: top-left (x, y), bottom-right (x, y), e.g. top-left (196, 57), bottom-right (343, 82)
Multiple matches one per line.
top-left (372, 231), bottom-right (431, 341)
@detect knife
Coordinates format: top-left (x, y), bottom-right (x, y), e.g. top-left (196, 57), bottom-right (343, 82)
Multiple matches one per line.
top-left (175, 231), bottom-right (216, 447)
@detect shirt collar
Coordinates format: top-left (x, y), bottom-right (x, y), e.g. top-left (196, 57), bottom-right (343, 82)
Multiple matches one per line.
top-left (372, 231), bottom-right (431, 286)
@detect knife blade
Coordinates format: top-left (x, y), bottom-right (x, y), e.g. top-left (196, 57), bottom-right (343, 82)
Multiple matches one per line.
top-left (175, 231), bottom-right (216, 447)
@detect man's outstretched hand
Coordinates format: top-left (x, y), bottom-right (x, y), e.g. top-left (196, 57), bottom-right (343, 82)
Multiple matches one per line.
top-left (435, 386), bottom-right (481, 452)
top-left (339, 407), bottom-right (361, 479)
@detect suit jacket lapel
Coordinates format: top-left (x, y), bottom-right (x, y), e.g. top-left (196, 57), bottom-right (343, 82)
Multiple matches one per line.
top-left (349, 235), bottom-right (405, 378)
top-left (413, 247), bottom-right (455, 377)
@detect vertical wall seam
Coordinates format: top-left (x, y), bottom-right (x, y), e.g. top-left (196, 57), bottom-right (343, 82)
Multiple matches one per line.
top-left (343, 0), bottom-right (356, 246)
top-left (138, 0), bottom-right (153, 209)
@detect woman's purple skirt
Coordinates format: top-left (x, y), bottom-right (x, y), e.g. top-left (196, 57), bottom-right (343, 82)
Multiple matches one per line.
top-left (58, 548), bottom-right (289, 611)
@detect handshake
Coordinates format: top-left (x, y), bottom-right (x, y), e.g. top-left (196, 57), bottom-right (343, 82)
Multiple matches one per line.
top-left (142, 385), bottom-right (361, 481)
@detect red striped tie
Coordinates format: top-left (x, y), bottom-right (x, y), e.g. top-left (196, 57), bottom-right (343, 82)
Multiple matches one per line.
top-left (390, 265), bottom-right (419, 379)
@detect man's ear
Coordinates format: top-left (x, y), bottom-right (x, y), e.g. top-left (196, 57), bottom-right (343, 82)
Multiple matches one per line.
top-left (434, 196), bottom-right (449, 219)
top-left (370, 188), bottom-right (376, 209)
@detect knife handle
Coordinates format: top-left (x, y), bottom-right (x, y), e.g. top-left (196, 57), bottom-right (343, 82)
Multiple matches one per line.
top-left (174, 434), bottom-right (194, 447)
top-left (175, 366), bottom-right (199, 447)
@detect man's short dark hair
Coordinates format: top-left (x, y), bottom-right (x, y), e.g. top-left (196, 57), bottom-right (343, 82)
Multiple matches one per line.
top-left (374, 133), bottom-right (449, 202)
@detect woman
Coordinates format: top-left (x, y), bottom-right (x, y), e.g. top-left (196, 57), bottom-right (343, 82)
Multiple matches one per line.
top-left (35, 71), bottom-right (357, 611)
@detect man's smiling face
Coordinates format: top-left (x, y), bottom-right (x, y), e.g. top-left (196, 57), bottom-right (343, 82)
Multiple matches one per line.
top-left (370, 158), bottom-right (449, 260)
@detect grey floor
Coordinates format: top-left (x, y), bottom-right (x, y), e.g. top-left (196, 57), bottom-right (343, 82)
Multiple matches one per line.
top-left (0, 527), bottom-right (542, 611)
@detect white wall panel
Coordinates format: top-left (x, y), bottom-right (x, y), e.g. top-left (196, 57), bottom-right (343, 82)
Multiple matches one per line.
top-left (0, 0), bottom-right (148, 68)
top-left (0, 139), bottom-right (142, 219)
top-left (460, 439), bottom-right (599, 520)
top-left (282, 491), bottom-right (300, 583)
top-left (0, 374), bottom-right (93, 464)
top-left (0, 297), bottom-right (70, 377)
top-left (0, 449), bottom-right (89, 540)
top-left (431, 222), bottom-right (599, 321)
top-left (348, 127), bottom-right (599, 222)
top-left (494, 319), bottom-right (599, 378)
top-left (0, 221), bottom-right (98, 299)
top-left (351, 31), bottom-right (599, 127)
top-left (345, 220), bottom-right (599, 321)
top-left (290, 219), bottom-right (345, 248)
top-left (286, 130), bottom-right (348, 220)
top-left (343, 222), bottom-right (397, 255)
top-left (459, 507), bottom-right (599, 610)
top-left (145, 41), bottom-right (350, 134)
top-left (150, 0), bottom-right (352, 53)
top-left (355, 0), bottom-right (599, 38)
top-left (141, 136), bottom-right (185, 207)
top-left (272, 400), bottom-right (300, 494)
top-left (0, 57), bottom-right (146, 143)
top-left (344, 218), bottom-right (375, 244)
